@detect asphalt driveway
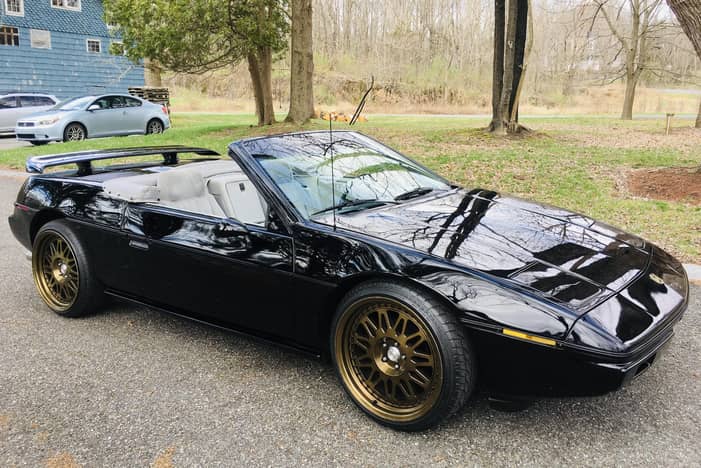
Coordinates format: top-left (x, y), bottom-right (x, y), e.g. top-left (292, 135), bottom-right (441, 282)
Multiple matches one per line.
top-left (0, 135), bottom-right (30, 150)
top-left (0, 175), bottom-right (698, 467)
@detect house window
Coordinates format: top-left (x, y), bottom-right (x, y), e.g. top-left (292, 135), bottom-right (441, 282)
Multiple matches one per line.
top-left (0, 26), bottom-right (19, 46)
top-left (4, 0), bottom-right (24, 16)
top-left (86, 39), bottom-right (101, 53)
top-left (30, 29), bottom-right (51, 49)
top-left (51, 0), bottom-right (80, 11)
top-left (109, 41), bottom-right (125, 55)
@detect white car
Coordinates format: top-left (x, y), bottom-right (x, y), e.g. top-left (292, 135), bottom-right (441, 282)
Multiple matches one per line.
top-left (0, 93), bottom-right (58, 134)
top-left (15, 94), bottom-right (171, 146)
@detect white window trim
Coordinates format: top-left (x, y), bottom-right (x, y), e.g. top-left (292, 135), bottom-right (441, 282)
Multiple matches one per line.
top-left (86, 38), bottom-right (101, 53)
top-left (4, 0), bottom-right (25, 16)
top-left (50, 0), bottom-right (81, 12)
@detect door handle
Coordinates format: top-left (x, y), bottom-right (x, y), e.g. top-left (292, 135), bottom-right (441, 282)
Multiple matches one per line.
top-left (129, 239), bottom-right (149, 251)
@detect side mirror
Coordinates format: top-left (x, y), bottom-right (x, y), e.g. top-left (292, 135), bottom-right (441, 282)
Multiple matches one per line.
top-left (87, 104), bottom-right (100, 111)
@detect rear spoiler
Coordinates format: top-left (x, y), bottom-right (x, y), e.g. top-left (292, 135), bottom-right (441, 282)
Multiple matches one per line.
top-left (26, 146), bottom-right (221, 175)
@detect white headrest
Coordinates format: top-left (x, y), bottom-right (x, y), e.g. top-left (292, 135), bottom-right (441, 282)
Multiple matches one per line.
top-left (157, 169), bottom-right (206, 202)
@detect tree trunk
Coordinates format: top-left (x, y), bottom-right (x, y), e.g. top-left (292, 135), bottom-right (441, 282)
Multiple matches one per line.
top-left (666, 0), bottom-right (701, 128)
top-left (508, 0), bottom-right (529, 129)
top-left (144, 58), bottom-right (163, 87)
top-left (286, 0), bottom-right (315, 124)
top-left (247, 48), bottom-right (276, 126)
top-left (497, 0), bottom-right (519, 134)
top-left (489, 0), bottom-right (506, 133)
top-left (667, 0), bottom-right (701, 57)
top-left (621, 71), bottom-right (638, 120)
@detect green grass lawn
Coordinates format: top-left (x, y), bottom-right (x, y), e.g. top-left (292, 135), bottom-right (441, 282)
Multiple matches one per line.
top-left (1, 113), bottom-right (699, 263)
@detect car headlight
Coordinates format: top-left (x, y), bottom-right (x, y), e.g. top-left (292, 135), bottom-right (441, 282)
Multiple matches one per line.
top-left (38, 116), bottom-right (61, 126)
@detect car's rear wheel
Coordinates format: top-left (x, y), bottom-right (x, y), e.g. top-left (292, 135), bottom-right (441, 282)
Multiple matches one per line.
top-left (146, 119), bottom-right (164, 135)
top-left (63, 123), bottom-right (86, 142)
top-left (331, 280), bottom-right (476, 431)
top-left (29, 140), bottom-right (48, 146)
top-left (32, 220), bottom-right (103, 317)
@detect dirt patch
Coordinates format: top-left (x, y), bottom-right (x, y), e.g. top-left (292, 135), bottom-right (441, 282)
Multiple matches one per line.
top-left (628, 167), bottom-right (701, 205)
top-left (45, 452), bottom-right (80, 468)
top-left (152, 446), bottom-right (176, 468)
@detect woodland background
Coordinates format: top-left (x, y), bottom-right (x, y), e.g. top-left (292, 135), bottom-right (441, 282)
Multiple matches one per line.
top-left (159, 0), bottom-right (701, 116)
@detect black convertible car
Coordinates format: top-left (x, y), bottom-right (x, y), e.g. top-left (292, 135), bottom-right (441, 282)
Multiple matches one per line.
top-left (9, 132), bottom-right (688, 431)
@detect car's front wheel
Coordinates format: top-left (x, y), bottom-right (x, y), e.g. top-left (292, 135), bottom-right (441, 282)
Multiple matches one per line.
top-left (32, 220), bottom-right (103, 317)
top-left (146, 119), bottom-right (164, 135)
top-left (63, 123), bottom-right (86, 142)
top-left (331, 280), bottom-right (476, 431)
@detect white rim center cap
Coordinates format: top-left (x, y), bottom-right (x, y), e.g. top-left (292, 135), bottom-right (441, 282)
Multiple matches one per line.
top-left (387, 345), bottom-right (401, 363)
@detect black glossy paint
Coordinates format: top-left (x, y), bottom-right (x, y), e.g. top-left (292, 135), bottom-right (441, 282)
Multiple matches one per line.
top-left (8, 132), bottom-right (689, 398)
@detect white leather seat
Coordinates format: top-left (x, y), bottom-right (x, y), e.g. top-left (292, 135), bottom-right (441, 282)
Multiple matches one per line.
top-left (207, 173), bottom-right (267, 225)
top-left (157, 170), bottom-right (224, 217)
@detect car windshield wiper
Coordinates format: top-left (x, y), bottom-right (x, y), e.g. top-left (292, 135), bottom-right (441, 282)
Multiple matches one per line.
top-left (394, 187), bottom-right (436, 201)
top-left (311, 199), bottom-right (395, 217)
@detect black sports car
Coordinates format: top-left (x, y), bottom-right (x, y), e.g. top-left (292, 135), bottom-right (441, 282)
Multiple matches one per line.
top-left (9, 132), bottom-right (689, 431)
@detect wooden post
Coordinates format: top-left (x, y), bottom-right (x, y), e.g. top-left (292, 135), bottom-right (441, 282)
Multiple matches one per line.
top-left (665, 113), bottom-right (675, 135)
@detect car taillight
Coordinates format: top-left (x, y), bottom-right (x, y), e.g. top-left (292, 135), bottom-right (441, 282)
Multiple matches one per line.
top-left (161, 105), bottom-right (169, 115)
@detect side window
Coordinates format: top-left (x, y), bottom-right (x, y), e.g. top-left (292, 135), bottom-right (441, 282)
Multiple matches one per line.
top-left (38, 96), bottom-right (56, 106)
top-left (92, 97), bottom-right (111, 110)
top-left (19, 96), bottom-right (38, 107)
top-left (125, 97), bottom-right (142, 108)
top-left (111, 96), bottom-right (127, 108)
top-left (0, 97), bottom-right (17, 109)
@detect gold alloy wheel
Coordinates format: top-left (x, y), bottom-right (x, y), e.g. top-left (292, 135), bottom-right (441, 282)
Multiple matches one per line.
top-left (335, 297), bottom-right (443, 423)
top-left (32, 232), bottom-right (80, 312)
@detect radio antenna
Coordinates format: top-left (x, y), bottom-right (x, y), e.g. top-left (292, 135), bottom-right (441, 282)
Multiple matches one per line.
top-left (326, 75), bottom-right (375, 231)
top-left (329, 112), bottom-right (337, 231)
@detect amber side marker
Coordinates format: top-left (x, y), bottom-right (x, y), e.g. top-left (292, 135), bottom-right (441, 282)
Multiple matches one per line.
top-left (502, 328), bottom-right (557, 347)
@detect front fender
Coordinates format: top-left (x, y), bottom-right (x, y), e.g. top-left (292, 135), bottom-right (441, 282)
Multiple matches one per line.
top-left (410, 266), bottom-right (573, 340)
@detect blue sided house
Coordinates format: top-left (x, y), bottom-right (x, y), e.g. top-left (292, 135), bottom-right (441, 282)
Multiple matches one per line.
top-left (0, 0), bottom-right (144, 99)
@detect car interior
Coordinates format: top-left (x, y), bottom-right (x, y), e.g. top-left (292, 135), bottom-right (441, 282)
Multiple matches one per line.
top-left (103, 160), bottom-right (268, 226)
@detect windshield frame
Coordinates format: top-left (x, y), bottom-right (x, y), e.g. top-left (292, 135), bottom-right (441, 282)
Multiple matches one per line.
top-left (230, 131), bottom-right (453, 223)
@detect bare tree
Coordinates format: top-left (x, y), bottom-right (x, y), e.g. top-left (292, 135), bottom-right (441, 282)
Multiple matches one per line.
top-left (666, 0), bottom-right (701, 128)
top-left (287, 0), bottom-right (316, 123)
top-left (591, 0), bottom-right (665, 119)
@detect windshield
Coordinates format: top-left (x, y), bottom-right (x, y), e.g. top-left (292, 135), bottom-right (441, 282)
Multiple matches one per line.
top-left (240, 131), bottom-right (451, 218)
top-left (53, 96), bottom-right (94, 111)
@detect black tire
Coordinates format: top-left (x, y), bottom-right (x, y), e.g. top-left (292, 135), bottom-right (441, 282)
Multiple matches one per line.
top-left (63, 123), bottom-right (86, 142)
top-left (29, 140), bottom-right (49, 146)
top-left (146, 118), bottom-right (164, 135)
top-left (32, 219), bottom-right (104, 317)
top-left (331, 280), bottom-right (476, 431)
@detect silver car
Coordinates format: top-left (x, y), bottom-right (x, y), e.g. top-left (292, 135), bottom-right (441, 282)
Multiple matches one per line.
top-left (0, 94), bottom-right (58, 134)
top-left (15, 94), bottom-right (171, 145)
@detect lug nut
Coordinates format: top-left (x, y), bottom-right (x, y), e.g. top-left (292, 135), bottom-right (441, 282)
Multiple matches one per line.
top-left (394, 364), bottom-right (400, 370)
top-left (382, 356), bottom-right (387, 362)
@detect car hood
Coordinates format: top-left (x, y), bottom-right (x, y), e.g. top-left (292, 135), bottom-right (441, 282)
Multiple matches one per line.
top-left (17, 110), bottom-right (65, 122)
top-left (325, 188), bottom-right (652, 313)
